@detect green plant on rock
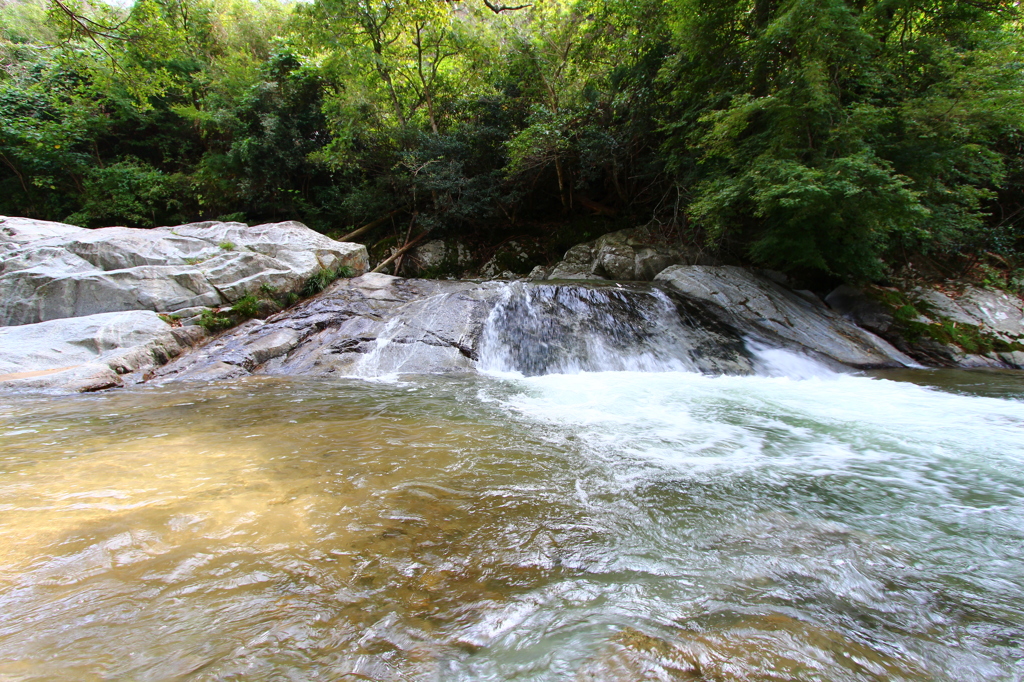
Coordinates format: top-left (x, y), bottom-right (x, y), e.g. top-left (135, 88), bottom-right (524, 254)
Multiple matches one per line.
top-left (219, 241), bottom-right (236, 251)
top-left (198, 308), bottom-right (233, 332)
top-left (301, 264), bottom-right (354, 297)
top-left (873, 288), bottom-right (1024, 354)
top-left (231, 293), bottom-right (261, 320)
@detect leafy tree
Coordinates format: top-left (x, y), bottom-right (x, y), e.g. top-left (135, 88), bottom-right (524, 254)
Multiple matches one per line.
top-left (662, 0), bottom-right (1024, 280)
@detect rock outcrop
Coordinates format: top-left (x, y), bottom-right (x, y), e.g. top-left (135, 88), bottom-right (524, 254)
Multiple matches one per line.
top-left (0, 216), bottom-right (369, 392)
top-left (825, 283), bottom-right (1024, 369)
top-left (154, 274), bottom-right (759, 382)
top-left (531, 227), bottom-right (699, 282)
top-left (0, 217), bottom-right (368, 326)
top-left (153, 273), bottom-right (507, 382)
top-left (656, 265), bottom-right (915, 368)
top-left (0, 311), bottom-right (205, 392)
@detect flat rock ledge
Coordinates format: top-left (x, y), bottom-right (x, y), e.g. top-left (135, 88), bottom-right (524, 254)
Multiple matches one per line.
top-left (0, 311), bottom-right (206, 392)
top-left (0, 216), bottom-right (368, 326)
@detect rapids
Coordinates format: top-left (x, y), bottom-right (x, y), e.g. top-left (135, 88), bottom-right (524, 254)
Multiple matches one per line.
top-left (1, 363), bottom-right (1023, 680)
top-left (1, 281), bottom-right (1023, 680)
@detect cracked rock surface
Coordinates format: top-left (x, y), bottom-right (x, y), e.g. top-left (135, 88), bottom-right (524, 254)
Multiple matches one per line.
top-left (153, 273), bottom-right (507, 382)
top-left (0, 216), bottom-right (368, 326)
top-left (0, 310), bottom-right (206, 392)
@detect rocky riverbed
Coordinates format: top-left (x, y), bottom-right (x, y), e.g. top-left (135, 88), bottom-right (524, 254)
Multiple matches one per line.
top-left (2, 216), bottom-right (1022, 393)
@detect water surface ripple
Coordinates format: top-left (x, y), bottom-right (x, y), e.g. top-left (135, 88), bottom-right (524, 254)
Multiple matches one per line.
top-left (0, 369), bottom-right (1022, 680)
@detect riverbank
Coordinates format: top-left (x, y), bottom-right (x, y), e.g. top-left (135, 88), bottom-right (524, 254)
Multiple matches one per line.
top-left (2, 216), bottom-right (1022, 394)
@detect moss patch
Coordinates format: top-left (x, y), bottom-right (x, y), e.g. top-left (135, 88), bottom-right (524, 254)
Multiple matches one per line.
top-left (870, 287), bottom-right (1024, 355)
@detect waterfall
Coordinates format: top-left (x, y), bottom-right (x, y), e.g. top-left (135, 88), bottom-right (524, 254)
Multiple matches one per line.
top-left (477, 281), bottom-right (754, 376)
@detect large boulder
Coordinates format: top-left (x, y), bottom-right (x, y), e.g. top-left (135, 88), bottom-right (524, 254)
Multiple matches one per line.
top-left (548, 244), bottom-right (603, 280)
top-left (536, 227), bottom-right (696, 282)
top-left (153, 274), bottom-right (507, 382)
top-left (824, 284), bottom-right (894, 334)
top-left (0, 217), bottom-right (368, 326)
top-left (478, 239), bottom-right (538, 279)
top-left (408, 239), bottom-right (473, 277)
top-left (153, 275), bottom-right (758, 383)
top-left (0, 310), bottom-right (205, 392)
top-left (656, 265), bottom-right (915, 368)
top-left (913, 285), bottom-right (1024, 339)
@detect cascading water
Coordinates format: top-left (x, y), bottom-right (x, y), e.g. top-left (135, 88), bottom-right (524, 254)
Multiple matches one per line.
top-left (477, 281), bottom-right (755, 376)
top-left (2, 277), bottom-right (1023, 681)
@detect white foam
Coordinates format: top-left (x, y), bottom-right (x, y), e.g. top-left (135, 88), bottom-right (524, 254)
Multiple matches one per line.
top-left (746, 339), bottom-right (841, 379)
top-left (492, 371), bottom-right (1024, 499)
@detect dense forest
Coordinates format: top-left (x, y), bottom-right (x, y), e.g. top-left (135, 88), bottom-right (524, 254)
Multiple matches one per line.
top-left (2, 0), bottom-right (1023, 286)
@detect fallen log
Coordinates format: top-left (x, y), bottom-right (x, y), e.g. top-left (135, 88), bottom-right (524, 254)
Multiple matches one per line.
top-left (371, 231), bottom-right (431, 274)
top-left (336, 208), bottom-right (405, 243)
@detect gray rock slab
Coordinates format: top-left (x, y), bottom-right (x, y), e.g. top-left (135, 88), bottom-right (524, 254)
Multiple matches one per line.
top-left (153, 274), bottom-right (759, 383)
top-left (656, 265), bottom-right (914, 368)
top-left (0, 310), bottom-right (206, 392)
top-left (955, 286), bottom-right (1024, 337)
top-left (910, 285), bottom-right (1024, 345)
top-left (825, 284), bottom-right (894, 333)
top-left (0, 216), bottom-right (368, 326)
top-left (155, 274), bottom-right (508, 382)
top-left (911, 288), bottom-right (979, 326)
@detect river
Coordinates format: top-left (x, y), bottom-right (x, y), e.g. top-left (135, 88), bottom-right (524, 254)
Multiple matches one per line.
top-left (1, 362), bottom-right (1023, 680)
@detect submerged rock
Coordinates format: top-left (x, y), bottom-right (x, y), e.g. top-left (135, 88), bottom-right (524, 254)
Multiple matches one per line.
top-left (0, 310), bottom-right (205, 392)
top-left (577, 613), bottom-right (930, 681)
top-left (656, 265), bottom-right (914, 368)
top-left (0, 217), bottom-right (368, 326)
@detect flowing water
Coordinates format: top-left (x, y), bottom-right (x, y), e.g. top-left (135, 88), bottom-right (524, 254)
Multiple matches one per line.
top-left (1, 286), bottom-right (1024, 680)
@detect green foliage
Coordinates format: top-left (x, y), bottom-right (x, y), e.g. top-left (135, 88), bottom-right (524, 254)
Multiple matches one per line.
top-left (218, 241), bottom-right (235, 250)
top-left (230, 293), bottom-right (261, 319)
top-left (301, 263), bottom-right (354, 297)
top-left (663, 0), bottom-right (1024, 280)
top-left (66, 159), bottom-right (190, 227)
top-left (1, 0), bottom-right (1022, 283)
top-left (198, 308), bottom-right (233, 332)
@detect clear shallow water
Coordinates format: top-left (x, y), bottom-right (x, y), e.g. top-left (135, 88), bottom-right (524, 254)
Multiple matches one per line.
top-left (0, 368), bottom-right (1023, 680)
